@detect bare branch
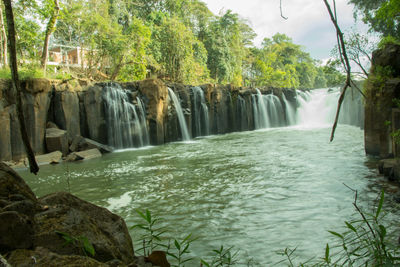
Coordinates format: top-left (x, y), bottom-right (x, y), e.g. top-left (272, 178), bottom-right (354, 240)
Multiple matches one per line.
top-left (280, 0), bottom-right (288, 20)
top-left (323, 0), bottom-right (352, 142)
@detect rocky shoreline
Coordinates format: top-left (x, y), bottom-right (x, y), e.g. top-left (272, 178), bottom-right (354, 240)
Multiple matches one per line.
top-left (0, 162), bottom-right (170, 267)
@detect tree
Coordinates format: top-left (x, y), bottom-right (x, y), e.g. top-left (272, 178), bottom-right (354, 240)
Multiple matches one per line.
top-left (350, 0), bottom-right (400, 39)
top-left (40, 0), bottom-right (60, 70)
top-left (2, 0), bottom-right (39, 174)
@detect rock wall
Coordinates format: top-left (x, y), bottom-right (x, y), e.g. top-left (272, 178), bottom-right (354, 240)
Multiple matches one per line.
top-left (0, 78), bottom-right (299, 162)
top-left (364, 44), bottom-right (400, 158)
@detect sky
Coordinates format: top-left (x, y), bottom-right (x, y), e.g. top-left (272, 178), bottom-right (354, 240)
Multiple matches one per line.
top-left (201, 0), bottom-right (368, 60)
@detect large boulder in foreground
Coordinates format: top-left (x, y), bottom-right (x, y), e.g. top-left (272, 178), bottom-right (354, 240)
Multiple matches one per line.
top-left (34, 192), bottom-right (135, 263)
top-left (0, 163), bottom-right (139, 265)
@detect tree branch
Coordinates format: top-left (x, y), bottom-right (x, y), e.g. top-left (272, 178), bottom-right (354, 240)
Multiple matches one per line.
top-left (323, 0), bottom-right (352, 142)
top-left (3, 0), bottom-right (39, 174)
top-left (280, 0), bottom-right (288, 20)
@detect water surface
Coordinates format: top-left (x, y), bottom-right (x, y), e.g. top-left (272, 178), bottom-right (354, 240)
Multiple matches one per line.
top-left (20, 125), bottom-right (382, 265)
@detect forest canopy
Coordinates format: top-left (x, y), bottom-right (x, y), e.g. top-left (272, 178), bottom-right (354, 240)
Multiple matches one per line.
top-left (2, 0), bottom-right (381, 88)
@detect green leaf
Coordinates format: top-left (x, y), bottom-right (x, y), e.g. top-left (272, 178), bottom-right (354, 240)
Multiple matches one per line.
top-left (328, 231), bottom-right (344, 239)
top-left (200, 259), bottom-right (210, 267)
top-left (182, 243), bottom-right (190, 254)
top-left (376, 189), bottom-right (384, 219)
top-left (345, 221), bottom-right (357, 233)
top-left (80, 236), bottom-right (95, 256)
top-left (325, 243), bottom-right (330, 263)
top-left (174, 239), bottom-right (181, 250)
top-left (379, 224), bottom-right (387, 240)
top-left (166, 252), bottom-right (178, 260)
top-left (146, 209), bottom-right (152, 223)
top-left (136, 209), bottom-right (148, 222)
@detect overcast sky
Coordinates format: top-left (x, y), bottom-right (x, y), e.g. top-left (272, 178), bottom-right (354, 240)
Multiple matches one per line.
top-left (201, 0), bottom-right (368, 60)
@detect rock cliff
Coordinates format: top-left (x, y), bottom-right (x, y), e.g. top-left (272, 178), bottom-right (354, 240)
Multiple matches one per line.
top-left (0, 78), bottom-right (300, 162)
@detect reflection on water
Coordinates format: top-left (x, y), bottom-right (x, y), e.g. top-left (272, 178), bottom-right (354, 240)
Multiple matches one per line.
top-left (20, 125), bottom-right (385, 265)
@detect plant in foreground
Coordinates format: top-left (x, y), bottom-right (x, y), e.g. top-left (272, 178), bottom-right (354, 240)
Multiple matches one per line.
top-left (279, 189), bottom-right (400, 266)
top-left (131, 209), bottom-right (167, 256)
top-left (201, 245), bottom-right (239, 267)
top-left (55, 231), bottom-right (95, 257)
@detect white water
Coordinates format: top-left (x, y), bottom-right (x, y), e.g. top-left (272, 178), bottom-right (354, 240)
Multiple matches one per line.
top-left (191, 86), bottom-right (210, 137)
top-left (297, 88), bottom-right (340, 127)
top-left (254, 89), bottom-right (270, 129)
top-left (168, 88), bottom-right (190, 141)
top-left (103, 84), bottom-right (149, 148)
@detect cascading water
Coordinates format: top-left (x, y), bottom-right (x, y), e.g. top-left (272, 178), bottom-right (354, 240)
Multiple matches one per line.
top-left (236, 95), bottom-right (247, 131)
top-left (168, 88), bottom-right (190, 141)
top-left (296, 87), bottom-right (364, 128)
top-left (253, 89), bottom-right (270, 129)
top-left (103, 83), bottom-right (149, 149)
top-left (265, 94), bottom-right (285, 127)
top-left (191, 86), bottom-right (209, 137)
top-left (281, 93), bottom-right (296, 125)
top-left (296, 88), bottom-right (339, 127)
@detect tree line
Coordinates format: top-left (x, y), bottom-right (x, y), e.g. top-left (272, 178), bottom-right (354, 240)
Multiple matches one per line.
top-left (2, 0), bottom-right (349, 88)
top-left (7, 0), bottom-right (399, 88)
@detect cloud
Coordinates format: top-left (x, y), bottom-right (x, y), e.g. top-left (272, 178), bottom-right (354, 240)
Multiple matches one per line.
top-left (201, 0), bottom-right (366, 59)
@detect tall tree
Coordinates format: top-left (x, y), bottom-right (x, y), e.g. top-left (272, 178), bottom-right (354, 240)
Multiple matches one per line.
top-left (40, 0), bottom-right (60, 70)
top-left (2, 0), bottom-right (39, 174)
top-left (0, 3), bottom-right (7, 67)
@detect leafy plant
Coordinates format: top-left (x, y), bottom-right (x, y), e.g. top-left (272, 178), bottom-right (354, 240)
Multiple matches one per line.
top-left (201, 245), bottom-right (239, 267)
top-left (55, 231), bottom-right (95, 257)
top-left (131, 209), bottom-right (167, 256)
top-left (167, 233), bottom-right (197, 267)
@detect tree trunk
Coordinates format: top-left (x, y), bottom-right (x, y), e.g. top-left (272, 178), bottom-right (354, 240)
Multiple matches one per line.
top-left (40, 0), bottom-right (60, 70)
top-left (3, 0), bottom-right (39, 174)
top-left (0, 4), bottom-right (7, 67)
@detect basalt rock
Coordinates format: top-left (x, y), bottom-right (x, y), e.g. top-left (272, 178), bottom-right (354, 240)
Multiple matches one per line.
top-left (35, 192), bottom-right (134, 263)
top-left (45, 128), bottom-right (69, 156)
top-left (0, 162), bottom-right (142, 265)
top-left (139, 79), bottom-right (168, 145)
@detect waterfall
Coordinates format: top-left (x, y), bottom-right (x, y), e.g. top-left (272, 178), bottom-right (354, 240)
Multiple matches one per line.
top-left (103, 83), bottom-right (149, 149)
top-left (168, 88), bottom-right (190, 141)
top-left (191, 86), bottom-right (209, 137)
top-left (136, 97), bottom-right (150, 146)
top-left (296, 87), bottom-right (364, 128)
top-left (236, 95), bottom-right (247, 131)
top-left (281, 93), bottom-right (296, 125)
top-left (253, 89), bottom-right (270, 129)
top-left (265, 94), bottom-right (285, 127)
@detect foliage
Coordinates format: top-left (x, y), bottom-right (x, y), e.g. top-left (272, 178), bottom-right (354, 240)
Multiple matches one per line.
top-left (350, 0), bottom-right (400, 40)
top-left (55, 231), bottom-right (95, 257)
top-left (131, 209), bottom-right (167, 256)
top-left (167, 234), bottom-right (197, 267)
top-left (0, 66), bottom-right (44, 80)
top-left (151, 16), bottom-right (209, 84)
top-left (201, 245), bottom-right (239, 267)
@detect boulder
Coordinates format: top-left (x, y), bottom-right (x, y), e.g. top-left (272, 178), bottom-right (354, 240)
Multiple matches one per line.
top-left (46, 121), bottom-right (59, 129)
top-left (35, 151), bottom-right (63, 165)
top-left (69, 135), bottom-right (113, 154)
top-left (73, 149), bottom-right (102, 160)
top-left (6, 247), bottom-right (108, 267)
top-left (0, 162), bottom-right (36, 202)
top-left (0, 211), bottom-right (34, 253)
top-left (34, 192), bottom-right (135, 263)
top-left (46, 128), bottom-right (69, 156)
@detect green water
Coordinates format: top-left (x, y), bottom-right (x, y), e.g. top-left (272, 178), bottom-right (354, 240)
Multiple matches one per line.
top-left (20, 125), bottom-right (383, 265)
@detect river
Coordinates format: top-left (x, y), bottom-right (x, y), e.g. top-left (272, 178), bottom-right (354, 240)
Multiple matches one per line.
top-left (19, 89), bottom-right (387, 265)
